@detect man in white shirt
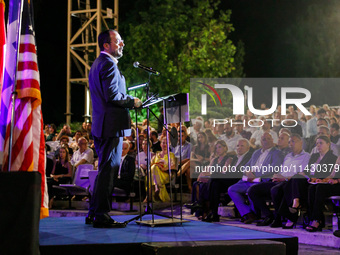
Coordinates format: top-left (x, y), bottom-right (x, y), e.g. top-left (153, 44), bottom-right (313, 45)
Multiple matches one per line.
top-left (228, 132), bottom-right (284, 224)
top-left (247, 133), bottom-right (309, 227)
top-left (219, 122), bottom-right (242, 155)
top-left (71, 137), bottom-right (94, 168)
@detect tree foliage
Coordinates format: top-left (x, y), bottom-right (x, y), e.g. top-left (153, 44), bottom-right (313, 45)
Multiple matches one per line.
top-left (119, 0), bottom-right (245, 122)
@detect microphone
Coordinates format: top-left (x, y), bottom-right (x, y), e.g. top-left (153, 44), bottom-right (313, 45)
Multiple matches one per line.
top-left (133, 62), bottom-right (160, 76)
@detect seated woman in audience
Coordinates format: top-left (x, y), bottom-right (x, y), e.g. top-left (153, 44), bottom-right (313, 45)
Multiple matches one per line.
top-left (159, 125), bottom-right (170, 142)
top-left (48, 146), bottom-right (72, 208)
top-left (204, 128), bottom-right (218, 157)
top-left (190, 131), bottom-right (210, 170)
top-left (172, 126), bottom-right (192, 192)
top-left (279, 135), bottom-right (337, 229)
top-left (46, 123), bottom-right (57, 141)
top-left (136, 139), bottom-right (154, 178)
top-left (191, 140), bottom-right (231, 220)
top-left (144, 137), bottom-right (176, 202)
top-left (305, 156), bottom-right (340, 232)
top-left (44, 124), bottom-right (50, 137)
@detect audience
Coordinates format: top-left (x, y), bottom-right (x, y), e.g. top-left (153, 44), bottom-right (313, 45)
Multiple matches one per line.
top-left (46, 103), bottom-right (340, 234)
top-left (278, 136), bottom-right (337, 230)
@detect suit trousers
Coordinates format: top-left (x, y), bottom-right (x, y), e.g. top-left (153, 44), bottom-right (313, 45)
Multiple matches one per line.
top-left (248, 181), bottom-right (282, 218)
top-left (89, 136), bottom-right (122, 216)
top-left (228, 180), bottom-right (257, 217)
top-left (208, 178), bottom-right (239, 216)
top-left (271, 181), bottom-right (288, 219)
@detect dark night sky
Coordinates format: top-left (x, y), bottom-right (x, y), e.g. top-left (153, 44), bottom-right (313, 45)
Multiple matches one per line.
top-left (4, 0), bottom-right (338, 127)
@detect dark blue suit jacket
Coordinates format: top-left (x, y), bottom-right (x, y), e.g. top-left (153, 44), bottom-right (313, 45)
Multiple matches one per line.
top-left (244, 147), bottom-right (285, 179)
top-left (89, 53), bottom-right (134, 138)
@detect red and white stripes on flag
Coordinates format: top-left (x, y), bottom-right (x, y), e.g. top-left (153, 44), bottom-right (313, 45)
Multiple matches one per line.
top-left (0, 0), bottom-right (5, 87)
top-left (0, 0), bottom-right (48, 218)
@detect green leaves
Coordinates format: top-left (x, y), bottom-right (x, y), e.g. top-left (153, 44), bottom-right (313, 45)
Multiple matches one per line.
top-left (119, 0), bottom-right (244, 122)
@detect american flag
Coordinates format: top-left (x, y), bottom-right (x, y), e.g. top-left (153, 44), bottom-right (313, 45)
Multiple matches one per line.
top-left (0, 0), bottom-right (5, 87)
top-left (0, 0), bottom-right (48, 218)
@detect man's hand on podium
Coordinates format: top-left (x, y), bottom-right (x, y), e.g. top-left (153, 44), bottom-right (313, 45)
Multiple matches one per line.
top-left (134, 97), bottom-right (142, 108)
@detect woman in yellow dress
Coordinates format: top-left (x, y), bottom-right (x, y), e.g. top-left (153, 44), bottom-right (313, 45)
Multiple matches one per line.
top-left (145, 137), bottom-right (176, 202)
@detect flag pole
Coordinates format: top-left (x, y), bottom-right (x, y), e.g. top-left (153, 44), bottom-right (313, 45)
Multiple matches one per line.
top-left (7, 0), bottom-right (24, 172)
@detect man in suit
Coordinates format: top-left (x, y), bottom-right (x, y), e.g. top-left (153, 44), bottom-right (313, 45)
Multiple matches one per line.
top-left (86, 29), bottom-right (141, 228)
top-left (228, 132), bottom-right (285, 224)
top-left (206, 139), bottom-right (253, 222)
top-left (114, 141), bottom-right (135, 194)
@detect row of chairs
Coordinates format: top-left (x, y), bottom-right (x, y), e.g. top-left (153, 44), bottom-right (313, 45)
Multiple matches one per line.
top-left (52, 164), bottom-right (136, 211)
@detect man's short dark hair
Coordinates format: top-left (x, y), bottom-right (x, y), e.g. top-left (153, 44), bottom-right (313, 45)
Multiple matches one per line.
top-left (317, 118), bottom-right (328, 125)
top-left (330, 123), bottom-right (340, 131)
top-left (98, 29), bottom-right (115, 51)
top-left (290, 133), bottom-right (302, 141)
top-left (150, 131), bottom-right (158, 138)
top-left (317, 108), bottom-right (326, 115)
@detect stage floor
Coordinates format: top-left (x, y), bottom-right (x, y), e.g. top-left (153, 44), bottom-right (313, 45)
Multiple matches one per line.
top-left (40, 215), bottom-right (297, 254)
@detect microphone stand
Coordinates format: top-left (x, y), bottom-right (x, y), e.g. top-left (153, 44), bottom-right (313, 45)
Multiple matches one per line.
top-left (124, 74), bottom-right (187, 227)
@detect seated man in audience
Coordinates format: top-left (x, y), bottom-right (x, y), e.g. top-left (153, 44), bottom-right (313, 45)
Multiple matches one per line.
top-left (70, 130), bottom-right (82, 151)
top-left (306, 117), bottom-right (329, 152)
top-left (269, 133), bottom-right (310, 228)
top-left (71, 137), bottom-right (94, 168)
top-left (234, 120), bottom-right (252, 140)
top-left (247, 133), bottom-right (310, 226)
top-left (310, 125), bottom-right (339, 156)
top-left (330, 123), bottom-right (340, 145)
top-left (213, 123), bottom-right (225, 139)
top-left (171, 125), bottom-right (192, 191)
top-left (220, 122), bottom-right (242, 156)
top-left (150, 130), bottom-right (161, 153)
top-left (284, 114), bottom-right (303, 137)
top-left (206, 139), bottom-right (253, 222)
top-left (228, 132), bottom-right (284, 224)
top-left (306, 108), bottom-right (326, 138)
top-left (249, 118), bottom-right (278, 149)
top-left (56, 124), bottom-right (73, 141)
top-left (86, 121), bottom-right (94, 146)
top-left (114, 141), bottom-right (136, 195)
top-left (276, 131), bottom-right (291, 157)
top-left (190, 118), bottom-right (203, 145)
